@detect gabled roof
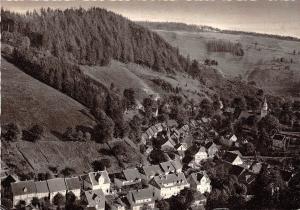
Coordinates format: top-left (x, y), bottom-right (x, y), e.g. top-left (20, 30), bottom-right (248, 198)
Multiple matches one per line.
top-left (196, 146), bottom-right (207, 154)
top-left (143, 165), bottom-right (163, 178)
top-left (123, 168), bottom-right (142, 182)
top-left (160, 161), bottom-right (175, 173)
top-left (153, 173), bottom-right (188, 189)
top-left (11, 180), bottom-right (36, 196)
top-left (170, 160), bottom-right (182, 171)
top-left (84, 189), bottom-right (105, 208)
top-left (190, 172), bottom-right (209, 184)
top-left (223, 152), bottom-right (239, 163)
top-left (239, 170), bottom-right (257, 185)
top-left (229, 165), bottom-right (245, 177)
top-left (174, 143), bottom-right (187, 150)
top-left (128, 188), bottom-right (155, 204)
top-left (35, 181), bottom-right (49, 194)
top-left (205, 142), bottom-right (217, 150)
top-left (47, 178), bottom-right (67, 193)
top-left (64, 177), bottom-right (81, 191)
top-left (85, 170), bottom-right (110, 186)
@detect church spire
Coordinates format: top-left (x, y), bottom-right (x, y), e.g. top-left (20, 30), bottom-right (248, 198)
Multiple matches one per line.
top-left (261, 97), bottom-right (268, 118)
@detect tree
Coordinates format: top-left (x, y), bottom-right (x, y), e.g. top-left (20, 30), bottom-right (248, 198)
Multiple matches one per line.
top-left (157, 200), bottom-right (170, 210)
top-left (1, 197), bottom-right (13, 209)
top-left (3, 122), bottom-right (22, 141)
top-left (53, 193), bottom-right (65, 208)
top-left (244, 142), bottom-right (255, 155)
top-left (31, 197), bottom-right (40, 208)
top-left (93, 110), bottom-right (115, 143)
top-left (258, 114), bottom-right (280, 134)
top-left (123, 88), bottom-right (136, 109)
top-left (60, 167), bottom-right (76, 177)
top-left (29, 124), bottom-right (45, 141)
top-left (92, 159), bottom-right (111, 171)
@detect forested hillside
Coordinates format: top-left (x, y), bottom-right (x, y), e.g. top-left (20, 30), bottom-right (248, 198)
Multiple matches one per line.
top-left (1, 8), bottom-right (194, 73)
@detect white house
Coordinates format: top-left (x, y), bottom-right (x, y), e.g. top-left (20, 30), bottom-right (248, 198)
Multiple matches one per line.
top-left (188, 172), bottom-right (211, 194)
top-left (64, 177), bottom-right (81, 198)
top-left (114, 168), bottom-right (142, 188)
top-left (194, 146), bottom-right (208, 164)
top-left (126, 188), bottom-right (156, 210)
top-left (84, 189), bottom-right (105, 210)
top-left (150, 173), bottom-right (190, 199)
top-left (47, 178), bottom-right (67, 202)
top-left (11, 180), bottom-right (36, 206)
top-left (223, 151), bottom-right (243, 165)
top-left (205, 142), bottom-right (219, 158)
top-left (35, 181), bottom-right (49, 200)
top-left (82, 170), bottom-right (111, 195)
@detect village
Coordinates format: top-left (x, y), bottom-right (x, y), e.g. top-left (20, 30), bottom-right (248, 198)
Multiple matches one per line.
top-left (1, 94), bottom-right (300, 210)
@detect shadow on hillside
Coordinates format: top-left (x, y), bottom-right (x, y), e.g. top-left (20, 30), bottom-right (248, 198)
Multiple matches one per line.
top-left (98, 148), bottom-right (113, 156)
top-left (51, 130), bottom-right (65, 141)
top-left (79, 109), bottom-right (96, 122)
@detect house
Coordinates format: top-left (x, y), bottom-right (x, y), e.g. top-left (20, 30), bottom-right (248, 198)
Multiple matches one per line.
top-left (222, 151), bottom-right (243, 165)
top-left (82, 170), bottom-right (111, 195)
top-left (249, 161), bottom-right (263, 174)
top-left (126, 188), bottom-right (156, 210)
top-left (272, 134), bottom-right (288, 150)
top-left (160, 139), bottom-right (175, 151)
top-left (35, 181), bottom-right (49, 200)
top-left (142, 165), bottom-right (163, 180)
top-left (106, 195), bottom-right (126, 210)
top-left (191, 192), bottom-right (207, 208)
top-left (194, 146), bottom-right (208, 164)
top-left (204, 142), bottom-right (218, 158)
top-left (151, 172), bottom-right (189, 199)
top-left (114, 168), bottom-right (142, 188)
top-left (175, 143), bottom-right (187, 152)
top-left (188, 172), bottom-right (211, 194)
top-left (229, 165), bottom-right (246, 178)
top-left (11, 180), bottom-right (36, 206)
top-left (64, 177), bottom-right (81, 198)
top-left (160, 161), bottom-right (176, 175)
top-left (47, 178), bottom-right (67, 201)
top-left (84, 189), bottom-right (105, 210)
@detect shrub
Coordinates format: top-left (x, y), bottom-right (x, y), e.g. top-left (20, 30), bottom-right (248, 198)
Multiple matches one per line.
top-left (2, 122), bottom-right (22, 142)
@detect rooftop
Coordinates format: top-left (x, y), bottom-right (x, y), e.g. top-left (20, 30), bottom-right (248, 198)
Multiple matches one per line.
top-left (11, 180), bottom-right (36, 196)
top-left (123, 168), bottom-right (142, 182)
top-left (143, 165), bottom-right (163, 178)
top-left (35, 181), bottom-right (49, 193)
top-left (47, 178), bottom-right (67, 193)
top-left (84, 189), bottom-right (105, 208)
top-left (65, 177), bottom-right (81, 191)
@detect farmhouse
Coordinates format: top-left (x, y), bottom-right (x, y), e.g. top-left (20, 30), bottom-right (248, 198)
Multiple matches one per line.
top-left (205, 142), bottom-right (219, 158)
top-left (64, 177), bottom-right (81, 198)
top-left (272, 134), bottom-right (288, 150)
top-left (47, 178), bottom-right (67, 201)
top-left (126, 188), bottom-right (156, 210)
top-left (35, 181), bottom-right (49, 200)
top-left (151, 173), bottom-right (189, 199)
top-left (114, 168), bottom-right (142, 188)
top-left (84, 189), bottom-right (105, 210)
top-left (223, 151), bottom-right (243, 165)
top-left (141, 165), bottom-right (163, 180)
top-left (194, 146), bottom-right (208, 164)
top-left (82, 170), bottom-right (111, 195)
top-left (188, 172), bottom-right (211, 194)
top-left (160, 161), bottom-right (176, 175)
top-left (11, 180), bottom-right (36, 206)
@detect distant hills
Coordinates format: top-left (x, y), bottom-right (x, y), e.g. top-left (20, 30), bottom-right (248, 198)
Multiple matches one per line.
top-left (138, 21), bottom-right (300, 42)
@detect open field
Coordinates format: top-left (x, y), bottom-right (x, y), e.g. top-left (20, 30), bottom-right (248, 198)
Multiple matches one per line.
top-left (81, 60), bottom-right (216, 104)
top-left (155, 30), bottom-right (300, 98)
top-left (1, 58), bottom-right (97, 134)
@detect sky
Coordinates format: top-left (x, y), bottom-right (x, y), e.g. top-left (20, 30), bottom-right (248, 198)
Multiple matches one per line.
top-left (2, 0), bottom-right (300, 38)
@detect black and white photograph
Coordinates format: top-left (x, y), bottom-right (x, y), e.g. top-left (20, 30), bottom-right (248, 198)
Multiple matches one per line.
top-left (1, 0), bottom-right (300, 209)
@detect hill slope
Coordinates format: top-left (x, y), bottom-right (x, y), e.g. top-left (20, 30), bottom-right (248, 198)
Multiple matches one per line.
top-left (150, 29), bottom-right (300, 98)
top-left (1, 57), bottom-right (96, 133)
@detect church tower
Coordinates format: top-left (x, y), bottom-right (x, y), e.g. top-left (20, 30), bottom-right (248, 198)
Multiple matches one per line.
top-left (261, 98), bottom-right (268, 118)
